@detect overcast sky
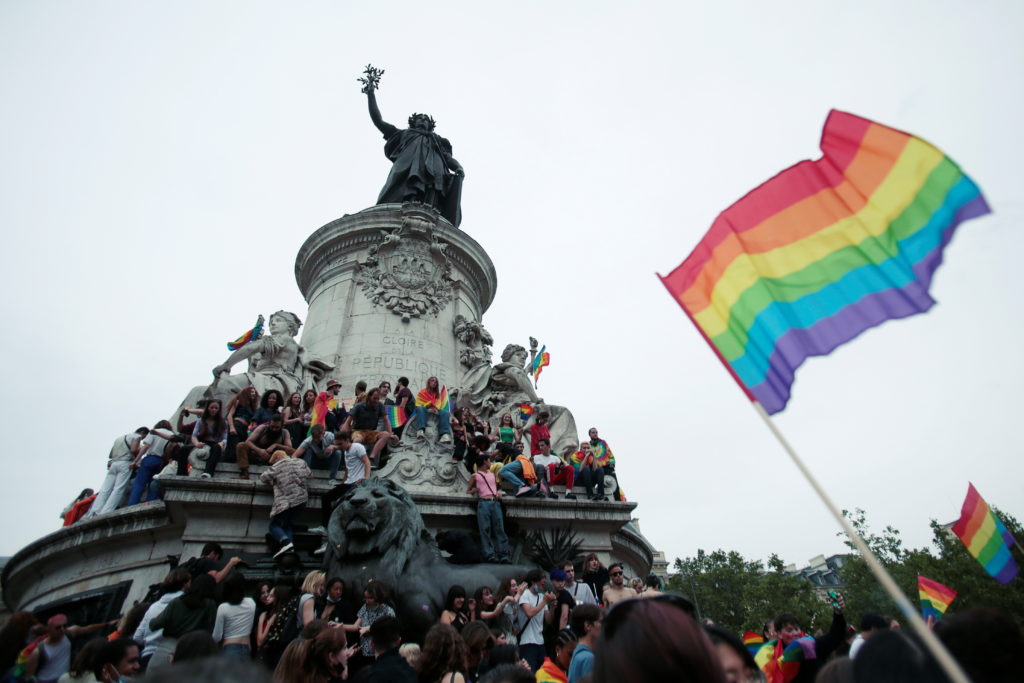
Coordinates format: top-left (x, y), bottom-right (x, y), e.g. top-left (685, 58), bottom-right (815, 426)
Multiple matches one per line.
top-left (2, 1), bottom-right (1021, 574)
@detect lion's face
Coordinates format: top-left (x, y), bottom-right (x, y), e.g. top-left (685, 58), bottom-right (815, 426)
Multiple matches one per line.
top-left (328, 478), bottom-right (424, 559)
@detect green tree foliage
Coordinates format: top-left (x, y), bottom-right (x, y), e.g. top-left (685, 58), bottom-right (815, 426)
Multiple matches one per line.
top-left (837, 508), bottom-right (1024, 626)
top-left (667, 549), bottom-right (832, 635)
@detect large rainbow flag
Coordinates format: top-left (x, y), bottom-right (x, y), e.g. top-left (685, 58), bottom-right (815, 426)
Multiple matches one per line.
top-left (659, 111), bottom-right (990, 414)
top-left (226, 315), bottom-right (264, 351)
top-left (531, 345), bottom-right (550, 383)
top-left (951, 483), bottom-right (1018, 584)
top-left (415, 385), bottom-right (449, 411)
top-left (918, 575), bottom-right (956, 623)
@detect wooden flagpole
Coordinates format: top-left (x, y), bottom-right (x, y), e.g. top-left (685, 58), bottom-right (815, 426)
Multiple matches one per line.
top-left (751, 401), bottom-right (969, 683)
top-left (656, 272), bottom-right (969, 682)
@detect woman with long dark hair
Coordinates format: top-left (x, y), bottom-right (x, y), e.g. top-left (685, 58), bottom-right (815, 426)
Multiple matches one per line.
top-left (256, 585), bottom-right (293, 669)
top-left (418, 623), bottom-right (468, 683)
top-left (282, 392), bottom-right (306, 446)
top-left (321, 577), bottom-right (356, 626)
top-left (226, 386), bottom-right (259, 456)
top-left (190, 400), bottom-right (228, 478)
top-left (580, 554), bottom-right (609, 606)
top-left (212, 571), bottom-right (256, 660)
top-left (439, 585), bottom-right (470, 632)
top-left (148, 574), bottom-right (218, 670)
top-left (492, 577), bottom-right (524, 646)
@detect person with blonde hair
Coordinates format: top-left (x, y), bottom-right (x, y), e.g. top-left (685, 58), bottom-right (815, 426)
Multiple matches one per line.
top-left (298, 571), bottom-right (326, 630)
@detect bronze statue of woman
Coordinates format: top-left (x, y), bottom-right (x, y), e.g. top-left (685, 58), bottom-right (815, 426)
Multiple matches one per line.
top-left (361, 66), bottom-right (465, 227)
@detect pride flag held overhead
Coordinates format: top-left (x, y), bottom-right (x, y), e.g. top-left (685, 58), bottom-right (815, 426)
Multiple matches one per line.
top-left (532, 345), bottom-right (550, 383)
top-left (659, 111), bottom-right (990, 414)
top-left (226, 315), bottom-right (264, 351)
top-left (952, 483), bottom-right (1018, 584)
top-left (918, 575), bottom-right (956, 623)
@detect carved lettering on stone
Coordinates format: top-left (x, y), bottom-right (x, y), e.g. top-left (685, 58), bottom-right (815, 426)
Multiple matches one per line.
top-left (355, 203), bottom-right (454, 322)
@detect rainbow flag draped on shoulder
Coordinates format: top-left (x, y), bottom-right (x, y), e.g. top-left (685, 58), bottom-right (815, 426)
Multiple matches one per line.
top-left (226, 315), bottom-right (264, 351)
top-left (415, 385), bottom-right (449, 411)
top-left (308, 391), bottom-right (337, 435)
top-left (659, 111), bottom-right (990, 414)
top-left (952, 483), bottom-right (1018, 584)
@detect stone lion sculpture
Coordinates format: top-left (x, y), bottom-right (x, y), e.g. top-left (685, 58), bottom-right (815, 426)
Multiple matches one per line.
top-left (324, 477), bottom-right (529, 637)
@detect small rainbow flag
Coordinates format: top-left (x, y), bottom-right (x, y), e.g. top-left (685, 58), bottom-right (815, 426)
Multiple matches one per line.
top-left (531, 346), bottom-right (550, 383)
top-left (385, 404), bottom-right (407, 428)
top-left (918, 575), bottom-right (956, 623)
top-left (754, 637), bottom-right (816, 683)
top-left (226, 315), bottom-right (264, 351)
top-left (951, 483), bottom-right (1018, 584)
top-left (743, 632), bottom-right (765, 658)
top-left (519, 403), bottom-right (534, 423)
top-left (659, 111), bottom-right (990, 414)
top-left (415, 385), bottom-right (449, 411)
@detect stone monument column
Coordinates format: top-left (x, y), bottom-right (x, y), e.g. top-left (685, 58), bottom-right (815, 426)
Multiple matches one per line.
top-left (294, 203), bottom-right (497, 393)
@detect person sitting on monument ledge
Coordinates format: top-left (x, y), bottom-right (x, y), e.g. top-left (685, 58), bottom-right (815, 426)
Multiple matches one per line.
top-left (532, 438), bottom-right (576, 500)
top-left (572, 442), bottom-right (607, 502)
top-left (252, 389), bottom-right (284, 427)
top-left (225, 385), bottom-right (259, 456)
top-left (293, 423), bottom-right (341, 481)
top-left (236, 413), bottom-right (294, 479)
top-left (498, 444), bottom-right (540, 498)
top-left (526, 411), bottom-right (552, 457)
top-left (414, 376), bottom-right (453, 444)
top-left (283, 390), bottom-right (307, 446)
top-left (83, 426), bottom-right (149, 519)
top-left (190, 399), bottom-right (228, 479)
top-left (323, 379), bottom-right (348, 432)
top-left (341, 387), bottom-right (394, 467)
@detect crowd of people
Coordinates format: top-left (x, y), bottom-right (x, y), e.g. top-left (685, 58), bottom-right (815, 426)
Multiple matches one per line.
top-left (65, 377), bottom-right (623, 560)
top-left (2, 542), bottom-right (1020, 682)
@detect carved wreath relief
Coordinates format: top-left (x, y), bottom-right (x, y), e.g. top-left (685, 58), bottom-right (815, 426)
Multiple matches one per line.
top-left (356, 203), bottom-right (455, 322)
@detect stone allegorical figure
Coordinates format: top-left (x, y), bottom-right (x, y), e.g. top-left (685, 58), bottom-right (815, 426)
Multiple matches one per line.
top-left (363, 68), bottom-right (465, 227)
top-left (208, 311), bottom-right (332, 407)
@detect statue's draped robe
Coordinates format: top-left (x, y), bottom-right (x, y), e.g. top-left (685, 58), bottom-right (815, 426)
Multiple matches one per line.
top-left (377, 123), bottom-right (462, 227)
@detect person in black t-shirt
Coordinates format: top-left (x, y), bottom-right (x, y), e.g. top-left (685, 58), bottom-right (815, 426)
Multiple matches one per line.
top-left (549, 568), bottom-right (575, 631)
top-left (341, 388), bottom-right (394, 466)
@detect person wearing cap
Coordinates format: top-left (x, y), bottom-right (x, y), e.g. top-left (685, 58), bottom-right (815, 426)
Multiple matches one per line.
top-left (24, 614), bottom-right (115, 683)
top-left (323, 379), bottom-right (349, 432)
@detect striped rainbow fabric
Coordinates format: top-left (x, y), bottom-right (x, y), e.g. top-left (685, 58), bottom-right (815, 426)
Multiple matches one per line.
top-left (659, 111), bottom-right (990, 414)
top-left (952, 483), bottom-right (1018, 584)
top-left (918, 575), bottom-right (956, 622)
top-left (385, 404), bottom-right (407, 428)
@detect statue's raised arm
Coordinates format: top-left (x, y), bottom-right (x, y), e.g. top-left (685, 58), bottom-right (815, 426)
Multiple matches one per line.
top-left (358, 64), bottom-right (464, 228)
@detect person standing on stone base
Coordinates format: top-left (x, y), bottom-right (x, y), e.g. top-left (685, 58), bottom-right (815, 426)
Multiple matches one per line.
top-left (127, 420), bottom-right (176, 505)
top-left (236, 414), bottom-right (294, 479)
top-left (394, 376), bottom-right (414, 437)
top-left (311, 431), bottom-right (369, 556)
top-left (260, 450), bottom-right (310, 558)
top-left (342, 388), bottom-right (393, 466)
top-left (466, 450), bottom-right (511, 563)
top-left (85, 427), bottom-right (149, 518)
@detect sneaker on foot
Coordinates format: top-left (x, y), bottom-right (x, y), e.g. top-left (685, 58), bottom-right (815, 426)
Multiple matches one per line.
top-left (272, 542), bottom-right (294, 559)
top-left (417, 429), bottom-right (426, 438)
top-left (515, 486), bottom-right (534, 498)
top-left (547, 492), bottom-right (558, 499)
top-left (200, 473), bottom-right (212, 480)
top-left (439, 432), bottom-right (452, 444)
top-left (308, 525), bottom-right (327, 536)
top-left (565, 493), bottom-right (577, 500)
top-left (238, 470), bottom-right (250, 480)
top-left (313, 542), bottom-right (328, 556)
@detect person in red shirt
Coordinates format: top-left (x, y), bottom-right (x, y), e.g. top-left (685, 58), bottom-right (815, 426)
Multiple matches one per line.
top-left (527, 411), bottom-right (551, 456)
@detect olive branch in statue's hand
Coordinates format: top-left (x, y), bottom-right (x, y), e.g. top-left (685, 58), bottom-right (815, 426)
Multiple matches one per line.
top-left (358, 64), bottom-right (384, 93)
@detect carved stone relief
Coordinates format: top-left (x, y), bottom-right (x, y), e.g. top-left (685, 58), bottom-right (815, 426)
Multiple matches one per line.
top-left (355, 203), bottom-right (455, 322)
